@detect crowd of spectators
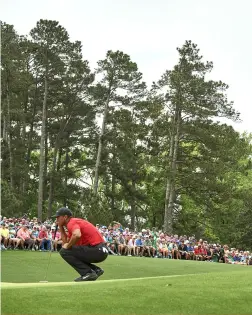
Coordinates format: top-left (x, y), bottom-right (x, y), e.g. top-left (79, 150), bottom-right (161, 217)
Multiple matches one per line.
top-left (1, 216), bottom-right (252, 266)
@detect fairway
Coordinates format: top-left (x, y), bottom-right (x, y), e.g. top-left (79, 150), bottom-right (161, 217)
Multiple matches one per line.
top-left (1, 252), bottom-right (252, 315)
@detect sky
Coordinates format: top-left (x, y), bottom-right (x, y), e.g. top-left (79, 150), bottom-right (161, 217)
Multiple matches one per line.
top-left (1, 0), bottom-right (252, 133)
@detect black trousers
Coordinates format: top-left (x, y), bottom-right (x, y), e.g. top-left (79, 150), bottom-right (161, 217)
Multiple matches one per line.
top-left (59, 243), bottom-right (108, 276)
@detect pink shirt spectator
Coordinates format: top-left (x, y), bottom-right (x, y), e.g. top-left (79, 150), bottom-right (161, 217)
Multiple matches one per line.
top-left (17, 229), bottom-right (30, 240)
top-left (54, 231), bottom-right (61, 240)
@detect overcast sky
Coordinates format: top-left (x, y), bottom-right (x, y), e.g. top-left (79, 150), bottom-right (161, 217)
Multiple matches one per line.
top-left (2, 0), bottom-right (251, 133)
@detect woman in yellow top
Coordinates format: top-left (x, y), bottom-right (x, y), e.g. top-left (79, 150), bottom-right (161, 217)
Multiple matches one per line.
top-left (0, 223), bottom-right (10, 248)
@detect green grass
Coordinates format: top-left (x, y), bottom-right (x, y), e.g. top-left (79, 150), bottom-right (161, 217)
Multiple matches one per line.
top-left (1, 251), bottom-right (252, 315)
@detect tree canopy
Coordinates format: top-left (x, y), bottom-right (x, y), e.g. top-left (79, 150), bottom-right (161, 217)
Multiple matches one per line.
top-left (1, 20), bottom-right (251, 249)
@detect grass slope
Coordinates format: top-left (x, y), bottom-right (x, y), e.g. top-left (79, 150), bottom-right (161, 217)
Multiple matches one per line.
top-left (1, 251), bottom-right (252, 315)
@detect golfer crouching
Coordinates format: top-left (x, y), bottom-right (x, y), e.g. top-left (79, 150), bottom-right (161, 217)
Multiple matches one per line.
top-left (52, 207), bottom-right (108, 282)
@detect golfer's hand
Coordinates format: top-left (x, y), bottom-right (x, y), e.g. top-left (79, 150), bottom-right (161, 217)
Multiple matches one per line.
top-left (62, 243), bottom-right (69, 249)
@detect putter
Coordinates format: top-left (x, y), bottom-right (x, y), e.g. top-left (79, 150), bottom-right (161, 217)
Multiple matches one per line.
top-left (39, 224), bottom-right (58, 283)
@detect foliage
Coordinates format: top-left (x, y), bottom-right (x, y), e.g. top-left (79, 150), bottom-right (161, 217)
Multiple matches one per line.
top-left (1, 21), bottom-right (251, 248)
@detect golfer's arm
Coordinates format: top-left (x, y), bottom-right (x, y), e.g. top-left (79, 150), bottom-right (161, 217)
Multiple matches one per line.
top-left (66, 229), bottom-right (81, 249)
top-left (59, 226), bottom-right (68, 244)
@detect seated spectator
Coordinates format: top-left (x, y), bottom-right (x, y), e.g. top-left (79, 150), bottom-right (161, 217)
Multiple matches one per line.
top-left (178, 240), bottom-right (188, 260)
top-left (199, 244), bottom-right (208, 261)
top-left (31, 226), bottom-right (40, 250)
top-left (233, 252), bottom-right (241, 263)
top-left (0, 223), bottom-right (9, 249)
top-left (248, 256), bottom-right (252, 266)
top-left (117, 234), bottom-right (126, 255)
top-left (17, 225), bottom-right (35, 250)
top-left (173, 241), bottom-right (180, 259)
top-left (168, 242), bottom-right (174, 259)
top-left (211, 245), bottom-right (220, 262)
top-left (127, 235), bottom-right (136, 256)
top-left (135, 235), bottom-right (143, 256)
top-left (52, 227), bottom-right (62, 251)
top-left (38, 226), bottom-right (51, 251)
top-left (143, 235), bottom-right (153, 257)
top-left (194, 245), bottom-right (202, 260)
top-left (159, 239), bottom-right (169, 258)
top-left (187, 242), bottom-right (194, 259)
top-left (106, 233), bottom-right (116, 254)
top-left (150, 235), bottom-right (158, 257)
top-left (8, 224), bottom-right (21, 250)
top-left (204, 246), bottom-right (212, 261)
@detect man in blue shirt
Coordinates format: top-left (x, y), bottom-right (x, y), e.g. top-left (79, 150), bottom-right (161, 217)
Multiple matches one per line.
top-left (135, 235), bottom-right (143, 256)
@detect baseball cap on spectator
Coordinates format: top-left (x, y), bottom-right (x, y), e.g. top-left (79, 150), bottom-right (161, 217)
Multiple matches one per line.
top-left (52, 207), bottom-right (73, 217)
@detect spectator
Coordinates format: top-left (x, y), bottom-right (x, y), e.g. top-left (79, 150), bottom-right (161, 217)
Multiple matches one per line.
top-left (135, 235), bottom-right (143, 256)
top-left (38, 226), bottom-right (51, 251)
top-left (178, 240), bottom-right (188, 260)
top-left (31, 226), bottom-right (40, 250)
top-left (159, 239), bottom-right (169, 258)
top-left (127, 235), bottom-right (136, 256)
top-left (143, 235), bottom-right (153, 257)
top-left (17, 226), bottom-right (35, 250)
top-left (0, 223), bottom-right (9, 249)
top-left (117, 234), bottom-right (126, 255)
top-left (8, 224), bottom-right (21, 250)
top-left (1, 215), bottom-right (251, 265)
top-left (52, 227), bottom-right (62, 252)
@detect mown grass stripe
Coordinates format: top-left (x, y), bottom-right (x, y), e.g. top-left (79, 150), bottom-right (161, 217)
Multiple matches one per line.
top-left (1, 272), bottom-right (207, 289)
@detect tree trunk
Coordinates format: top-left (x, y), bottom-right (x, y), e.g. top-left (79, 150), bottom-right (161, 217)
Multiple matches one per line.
top-left (2, 115), bottom-right (7, 142)
top-left (48, 142), bottom-right (59, 218)
top-left (64, 148), bottom-right (69, 207)
top-left (93, 89), bottom-right (112, 194)
top-left (27, 79), bottom-right (38, 164)
top-left (111, 172), bottom-right (116, 218)
top-left (130, 194), bottom-right (136, 231)
top-left (57, 147), bottom-right (63, 172)
top-left (37, 72), bottom-right (48, 221)
top-left (48, 118), bottom-right (71, 217)
top-left (6, 81), bottom-right (14, 190)
top-left (130, 160), bottom-right (137, 231)
top-left (20, 90), bottom-right (29, 194)
top-left (43, 119), bottom-right (48, 213)
top-left (164, 108), bottom-right (181, 233)
top-left (164, 135), bottom-right (175, 232)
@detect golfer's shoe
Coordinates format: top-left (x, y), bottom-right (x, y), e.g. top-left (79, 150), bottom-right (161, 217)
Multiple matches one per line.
top-left (94, 268), bottom-right (104, 278)
top-left (74, 271), bottom-right (98, 282)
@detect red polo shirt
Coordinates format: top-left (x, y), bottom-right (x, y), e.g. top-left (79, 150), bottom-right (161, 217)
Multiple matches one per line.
top-left (67, 218), bottom-right (104, 246)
